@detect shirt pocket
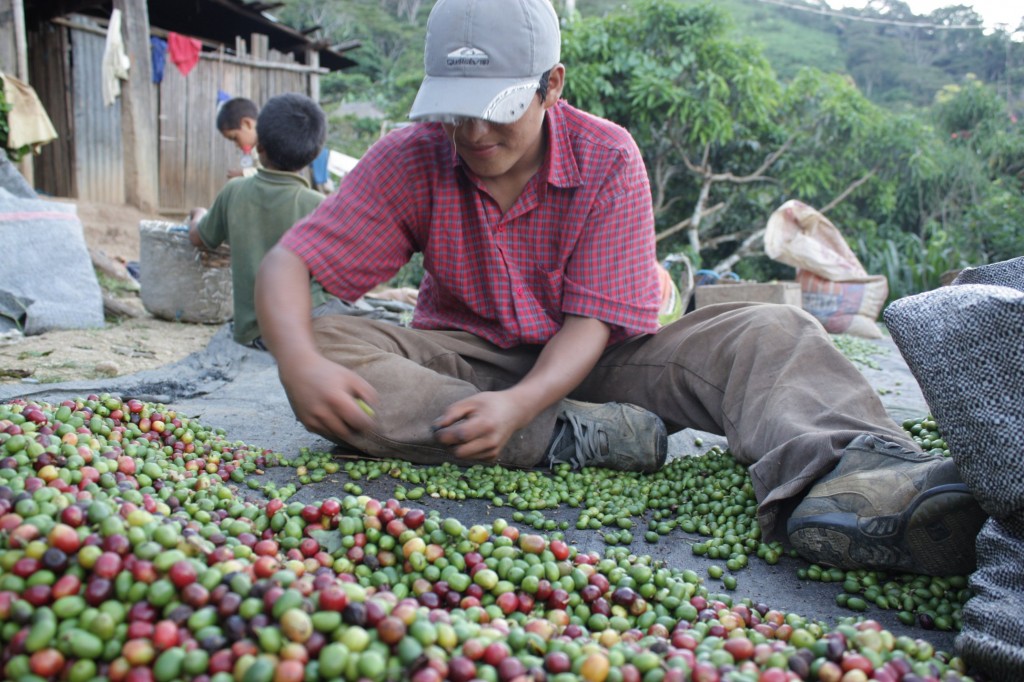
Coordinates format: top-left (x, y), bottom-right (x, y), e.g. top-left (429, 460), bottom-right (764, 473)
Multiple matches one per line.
top-left (532, 265), bottom-right (565, 323)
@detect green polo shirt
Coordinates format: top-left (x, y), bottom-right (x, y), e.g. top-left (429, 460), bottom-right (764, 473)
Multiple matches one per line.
top-left (197, 168), bottom-right (331, 344)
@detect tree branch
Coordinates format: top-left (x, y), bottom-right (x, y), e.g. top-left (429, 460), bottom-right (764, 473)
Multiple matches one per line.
top-left (708, 133), bottom-right (797, 184)
top-left (713, 227), bottom-right (767, 273)
top-left (820, 167), bottom-right (878, 214)
top-left (702, 229), bottom-right (752, 249)
top-left (654, 202), bottom-right (726, 242)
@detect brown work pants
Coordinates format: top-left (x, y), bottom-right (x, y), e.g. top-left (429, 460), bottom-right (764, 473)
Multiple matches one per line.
top-left (311, 302), bottom-right (914, 539)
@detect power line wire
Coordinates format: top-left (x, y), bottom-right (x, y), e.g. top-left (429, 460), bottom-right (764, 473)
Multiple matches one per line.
top-left (754, 0), bottom-right (1013, 32)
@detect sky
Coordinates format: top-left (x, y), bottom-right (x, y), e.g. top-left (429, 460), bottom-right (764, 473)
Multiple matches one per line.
top-left (828, 1), bottom-right (1023, 32)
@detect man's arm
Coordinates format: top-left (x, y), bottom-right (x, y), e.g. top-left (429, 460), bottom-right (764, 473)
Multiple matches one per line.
top-left (255, 244), bottom-right (378, 438)
top-left (433, 314), bottom-right (609, 461)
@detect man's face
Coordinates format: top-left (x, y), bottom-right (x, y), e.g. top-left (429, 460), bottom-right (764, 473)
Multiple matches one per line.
top-left (441, 67), bottom-right (564, 182)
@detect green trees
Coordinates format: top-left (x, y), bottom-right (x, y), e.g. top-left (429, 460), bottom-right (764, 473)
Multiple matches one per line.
top-left (562, 2), bottom-right (779, 261)
top-left (932, 77), bottom-right (1024, 265)
top-left (562, 2), bottom-right (897, 277)
top-left (562, 1), bottom-right (1021, 299)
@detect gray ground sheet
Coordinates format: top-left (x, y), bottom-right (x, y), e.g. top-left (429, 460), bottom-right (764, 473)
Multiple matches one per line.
top-left (0, 324), bottom-right (957, 651)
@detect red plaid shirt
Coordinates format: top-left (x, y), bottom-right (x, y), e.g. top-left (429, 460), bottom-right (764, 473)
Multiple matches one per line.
top-left (281, 101), bottom-right (660, 348)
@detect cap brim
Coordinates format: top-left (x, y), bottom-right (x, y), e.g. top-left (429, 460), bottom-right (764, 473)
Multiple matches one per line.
top-left (409, 74), bottom-right (541, 124)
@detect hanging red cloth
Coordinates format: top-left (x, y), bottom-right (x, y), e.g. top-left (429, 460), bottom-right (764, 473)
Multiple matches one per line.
top-left (167, 32), bottom-right (202, 76)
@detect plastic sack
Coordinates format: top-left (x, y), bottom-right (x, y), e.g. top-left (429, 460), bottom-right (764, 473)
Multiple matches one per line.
top-left (656, 261), bottom-right (684, 327)
top-left (765, 200), bottom-right (887, 338)
top-left (797, 271), bottom-right (888, 339)
top-left (0, 188), bottom-right (104, 334)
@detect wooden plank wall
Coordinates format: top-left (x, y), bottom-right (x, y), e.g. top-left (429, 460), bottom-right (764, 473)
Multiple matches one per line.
top-left (157, 37), bottom-right (313, 212)
top-left (28, 23), bottom-right (75, 198)
top-left (25, 19), bottom-right (318, 210)
top-left (0, 0), bottom-right (18, 75)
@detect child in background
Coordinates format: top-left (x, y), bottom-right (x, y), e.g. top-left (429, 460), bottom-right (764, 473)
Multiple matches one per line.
top-left (188, 93), bottom-right (334, 348)
top-left (217, 97), bottom-right (260, 178)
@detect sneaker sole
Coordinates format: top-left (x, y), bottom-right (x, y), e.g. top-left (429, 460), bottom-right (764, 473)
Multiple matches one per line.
top-left (788, 483), bottom-right (987, 575)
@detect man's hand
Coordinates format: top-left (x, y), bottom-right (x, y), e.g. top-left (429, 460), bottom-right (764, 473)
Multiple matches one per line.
top-left (432, 315), bottom-right (611, 462)
top-left (279, 353), bottom-right (379, 442)
top-left (432, 391), bottom-right (533, 462)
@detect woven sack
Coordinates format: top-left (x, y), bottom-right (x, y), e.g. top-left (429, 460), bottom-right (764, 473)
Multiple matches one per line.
top-left (0, 188), bottom-right (105, 334)
top-left (883, 256), bottom-right (1024, 682)
top-left (957, 514), bottom-right (1024, 682)
top-left (139, 220), bottom-right (233, 324)
top-left (882, 257), bottom-right (1024, 517)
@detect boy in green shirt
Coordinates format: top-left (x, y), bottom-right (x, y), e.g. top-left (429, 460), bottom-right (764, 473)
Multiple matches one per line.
top-left (189, 93), bottom-right (332, 347)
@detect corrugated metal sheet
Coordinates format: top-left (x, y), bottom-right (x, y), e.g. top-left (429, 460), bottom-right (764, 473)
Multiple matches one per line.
top-left (70, 26), bottom-right (124, 203)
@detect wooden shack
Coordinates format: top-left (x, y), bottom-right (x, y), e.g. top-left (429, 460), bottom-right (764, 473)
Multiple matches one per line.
top-left (1, 0), bottom-right (358, 212)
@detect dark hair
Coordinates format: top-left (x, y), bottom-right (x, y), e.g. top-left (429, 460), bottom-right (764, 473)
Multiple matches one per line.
top-left (216, 97), bottom-right (259, 132)
top-left (537, 69), bottom-right (552, 102)
top-left (256, 93), bottom-right (327, 172)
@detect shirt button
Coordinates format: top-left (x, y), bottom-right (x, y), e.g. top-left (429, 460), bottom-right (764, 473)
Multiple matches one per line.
top-left (496, 225), bottom-right (504, 233)
top-left (515, 287), bottom-right (523, 295)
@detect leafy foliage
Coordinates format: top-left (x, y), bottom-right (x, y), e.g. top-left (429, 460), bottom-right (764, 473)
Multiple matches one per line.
top-left (277, 0), bottom-right (433, 120)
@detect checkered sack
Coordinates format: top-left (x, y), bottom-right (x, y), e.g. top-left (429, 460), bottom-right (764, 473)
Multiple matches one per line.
top-left (883, 256), bottom-right (1024, 682)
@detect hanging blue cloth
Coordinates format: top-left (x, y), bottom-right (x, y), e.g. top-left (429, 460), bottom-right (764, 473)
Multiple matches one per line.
top-left (311, 147), bottom-right (330, 186)
top-left (150, 36), bottom-right (167, 83)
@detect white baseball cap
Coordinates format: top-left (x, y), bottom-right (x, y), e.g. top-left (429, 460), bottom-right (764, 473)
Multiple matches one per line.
top-left (408, 0), bottom-right (561, 124)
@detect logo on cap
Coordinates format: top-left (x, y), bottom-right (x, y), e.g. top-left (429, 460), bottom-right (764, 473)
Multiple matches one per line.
top-left (446, 47), bottom-right (490, 67)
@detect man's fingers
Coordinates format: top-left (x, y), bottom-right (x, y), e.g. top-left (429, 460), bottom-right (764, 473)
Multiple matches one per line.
top-left (298, 397), bottom-right (376, 442)
top-left (434, 404), bottom-right (472, 430)
top-left (431, 421), bottom-right (467, 445)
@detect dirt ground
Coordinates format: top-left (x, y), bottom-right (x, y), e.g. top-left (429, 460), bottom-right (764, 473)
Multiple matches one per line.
top-left (0, 200), bottom-right (220, 387)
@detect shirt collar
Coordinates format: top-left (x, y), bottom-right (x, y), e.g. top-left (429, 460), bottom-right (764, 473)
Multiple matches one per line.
top-left (255, 167), bottom-right (311, 188)
top-left (543, 101), bottom-right (582, 190)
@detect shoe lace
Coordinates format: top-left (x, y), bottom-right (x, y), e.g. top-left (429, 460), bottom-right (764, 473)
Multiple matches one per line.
top-left (547, 411), bottom-right (605, 470)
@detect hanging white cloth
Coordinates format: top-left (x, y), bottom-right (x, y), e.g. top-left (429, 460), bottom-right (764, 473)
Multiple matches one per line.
top-left (101, 8), bottom-right (131, 106)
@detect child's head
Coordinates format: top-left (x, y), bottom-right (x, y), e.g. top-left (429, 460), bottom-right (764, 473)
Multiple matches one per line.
top-left (256, 94), bottom-right (327, 172)
top-left (216, 97), bottom-right (259, 151)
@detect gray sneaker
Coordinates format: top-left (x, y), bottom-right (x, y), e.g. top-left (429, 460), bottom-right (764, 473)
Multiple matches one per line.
top-left (546, 399), bottom-right (668, 474)
top-left (787, 434), bottom-right (987, 575)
